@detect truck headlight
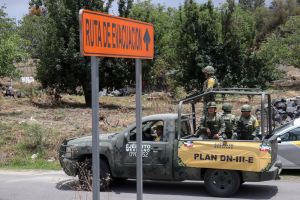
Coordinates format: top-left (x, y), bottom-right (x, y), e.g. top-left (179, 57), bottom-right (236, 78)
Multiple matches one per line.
top-left (65, 146), bottom-right (74, 159)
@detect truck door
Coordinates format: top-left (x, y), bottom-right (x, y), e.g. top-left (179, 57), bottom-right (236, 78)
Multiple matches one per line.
top-left (123, 120), bottom-right (167, 179)
top-left (278, 127), bottom-right (300, 168)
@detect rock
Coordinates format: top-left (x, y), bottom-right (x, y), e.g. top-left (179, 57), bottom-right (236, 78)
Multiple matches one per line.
top-left (16, 91), bottom-right (22, 98)
top-left (286, 106), bottom-right (297, 114)
top-left (272, 97), bottom-right (281, 105)
top-left (281, 97), bottom-right (286, 102)
top-left (275, 102), bottom-right (286, 110)
top-left (286, 116), bottom-right (292, 122)
top-left (5, 88), bottom-right (15, 96)
top-left (296, 96), bottom-right (300, 101)
top-left (274, 113), bottom-right (281, 121)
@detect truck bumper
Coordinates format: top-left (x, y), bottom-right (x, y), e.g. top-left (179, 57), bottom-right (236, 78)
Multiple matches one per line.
top-left (60, 158), bottom-right (78, 177)
top-left (243, 160), bottom-right (282, 182)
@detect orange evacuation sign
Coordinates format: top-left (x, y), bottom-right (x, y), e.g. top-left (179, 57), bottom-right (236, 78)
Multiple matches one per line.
top-left (79, 9), bottom-right (154, 59)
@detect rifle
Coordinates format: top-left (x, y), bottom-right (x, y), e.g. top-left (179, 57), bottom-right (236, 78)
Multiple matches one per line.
top-left (206, 120), bottom-right (215, 139)
top-left (181, 91), bottom-right (204, 101)
top-left (237, 121), bottom-right (246, 140)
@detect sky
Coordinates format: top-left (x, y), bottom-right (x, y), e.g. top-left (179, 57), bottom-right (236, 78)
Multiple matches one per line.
top-left (1, 0), bottom-right (273, 23)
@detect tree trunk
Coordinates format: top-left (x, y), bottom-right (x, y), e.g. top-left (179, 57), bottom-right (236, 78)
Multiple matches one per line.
top-left (84, 89), bottom-right (92, 107)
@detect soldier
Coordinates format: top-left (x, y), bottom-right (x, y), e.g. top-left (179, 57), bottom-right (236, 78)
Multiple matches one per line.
top-left (221, 103), bottom-right (236, 139)
top-left (197, 102), bottom-right (226, 140)
top-left (154, 125), bottom-right (163, 141)
top-left (199, 66), bottom-right (219, 115)
top-left (231, 104), bottom-right (260, 140)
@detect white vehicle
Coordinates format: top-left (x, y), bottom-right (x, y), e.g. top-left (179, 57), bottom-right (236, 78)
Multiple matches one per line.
top-left (273, 118), bottom-right (300, 169)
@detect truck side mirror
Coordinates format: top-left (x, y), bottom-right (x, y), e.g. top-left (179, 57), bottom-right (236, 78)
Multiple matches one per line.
top-left (124, 132), bottom-right (128, 142)
top-left (277, 137), bottom-right (281, 143)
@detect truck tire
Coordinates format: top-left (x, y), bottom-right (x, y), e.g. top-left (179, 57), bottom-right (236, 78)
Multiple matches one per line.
top-left (78, 158), bottom-right (111, 191)
top-left (204, 169), bottom-right (240, 197)
top-left (112, 177), bottom-right (128, 181)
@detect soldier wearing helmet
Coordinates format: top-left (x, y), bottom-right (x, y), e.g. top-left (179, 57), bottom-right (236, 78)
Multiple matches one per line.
top-left (196, 102), bottom-right (226, 140)
top-left (221, 103), bottom-right (236, 139)
top-left (231, 104), bottom-right (260, 140)
top-left (199, 66), bottom-right (219, 115)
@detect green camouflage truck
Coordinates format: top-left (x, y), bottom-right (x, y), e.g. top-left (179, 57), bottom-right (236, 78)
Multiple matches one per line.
top-left (59, 89), bottom-right (282, 197)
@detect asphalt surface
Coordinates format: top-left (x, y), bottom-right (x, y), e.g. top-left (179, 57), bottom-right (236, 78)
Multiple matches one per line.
top-left (0, 169), bottom-right (300, 200)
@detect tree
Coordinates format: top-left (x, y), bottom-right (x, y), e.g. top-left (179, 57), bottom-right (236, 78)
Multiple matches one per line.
top-left (0, 6), bottom-right (29, 78)
top-left (31, 0), bottom-right (145, 107)
top-left (175, 0), bottom-right (221, 92)
top-left (18, 15), bottom-right (46, 59)
top-left (25, 5), bottom-right (43, 17)
top-left (128, 0), bottom-right (178, 90)
top-left (253, 0), bottom-right (300, 45)
top-left (260, 16), bottom-right (300, 68)
top-left (239, 0), bottom-right (265, 11)
top-left (175, 0), bottom-right (282, 91)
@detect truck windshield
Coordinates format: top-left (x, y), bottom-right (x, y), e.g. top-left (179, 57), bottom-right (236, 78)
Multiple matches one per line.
top-left (273, 120), bottom-right (295, 135)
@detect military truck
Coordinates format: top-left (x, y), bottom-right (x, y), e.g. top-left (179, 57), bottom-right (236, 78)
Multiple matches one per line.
top-left (59, 89), bottom-right (282, 197)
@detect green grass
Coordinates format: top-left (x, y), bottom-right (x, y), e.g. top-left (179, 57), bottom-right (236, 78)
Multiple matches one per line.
top-left (0, 122), bottom-right (62, 170)
top-left (55, 109), bottom-right (67, 119)
top-left (0, 158), bottom-right (61, 170)
top-left (11, 111), bottom-right (24, 115)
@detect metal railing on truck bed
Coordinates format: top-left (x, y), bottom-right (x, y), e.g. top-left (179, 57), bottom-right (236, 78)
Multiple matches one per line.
top-left (177, 88), bottom-right (273, 141)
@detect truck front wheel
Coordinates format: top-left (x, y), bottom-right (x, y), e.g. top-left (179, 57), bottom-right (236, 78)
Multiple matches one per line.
top-left (204, 169), bottom-right (240, 197)
top-left (78, 158), bottom-right (111, 191)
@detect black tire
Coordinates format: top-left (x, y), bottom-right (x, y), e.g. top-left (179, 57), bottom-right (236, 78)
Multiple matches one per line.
top-left (112, 177), bottom-right (128, 181)
top-left (204, 169), bottom-right (240, 197)
top-left (78, 158), bottom-right (111, 191)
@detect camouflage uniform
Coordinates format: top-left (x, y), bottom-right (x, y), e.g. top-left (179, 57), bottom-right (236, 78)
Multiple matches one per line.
top-left (202, 66), bottom-right (219, 115)
top-left (231, 105), bottom-right (260, 140)
top-left (221, 103), bottom-right (236, 139)
top-left (197, 102), bottom-right (226, 140)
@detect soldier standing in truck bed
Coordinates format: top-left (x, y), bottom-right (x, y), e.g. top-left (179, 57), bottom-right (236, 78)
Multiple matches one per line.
top-left (231, 104), bottom-right (260, 140)
top-left (197, 102), bottom-right (226, 140)
top-left (199, 66), bottom-right (219, 116)
top-left (221, 103), bottom-right (236, 139)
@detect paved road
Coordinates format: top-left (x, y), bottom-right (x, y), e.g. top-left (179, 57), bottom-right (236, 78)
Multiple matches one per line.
top-left (0, 169), bottom-right (300, 200)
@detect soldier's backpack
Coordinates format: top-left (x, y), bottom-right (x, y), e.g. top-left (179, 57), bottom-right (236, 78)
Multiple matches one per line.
top-left (222, 113), bottom-right (234, 133)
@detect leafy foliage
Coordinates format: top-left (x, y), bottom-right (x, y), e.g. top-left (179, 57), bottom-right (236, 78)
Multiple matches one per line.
top-left (0, 6), bottom-right (29, 78)
top-left (260, 16), bottom-right (300, 68)
top-left (31, 0), bottom-right (140, 107)
top-left (253, 0), bottom-right (300, 45)
top-left (128, 0), bottom-right (178, 88)
top-left (17, 15), bottom-right (46, 59)
top-left (239, 0), bottom-right (265, 11)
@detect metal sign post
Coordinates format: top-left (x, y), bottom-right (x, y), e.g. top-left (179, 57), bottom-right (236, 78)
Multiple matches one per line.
top-left (91, 56), bottom-right (100, 200)
top-left (135, 58), bottom-right (143, 200)
top-left (79, 9), bottom-right (153, 200)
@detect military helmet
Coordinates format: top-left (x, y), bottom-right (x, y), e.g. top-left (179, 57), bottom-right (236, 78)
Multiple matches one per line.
top-left (222, 103), bottom-right (232, 111)
top-left (241, 104), bottom-right (251, 112)
top-left (202, 66), bottom-right (215, 74)
top-left (207, 101), bottom-right (217, 109)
